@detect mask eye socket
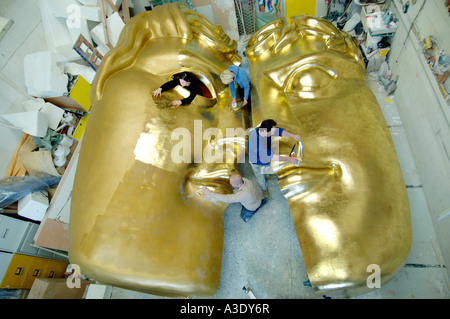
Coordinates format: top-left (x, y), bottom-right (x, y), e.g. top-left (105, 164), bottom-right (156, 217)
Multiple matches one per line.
top-left (284, 64), bottom-right (337, 99)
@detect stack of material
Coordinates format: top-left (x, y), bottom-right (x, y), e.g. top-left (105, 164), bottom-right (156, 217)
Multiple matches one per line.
top-left (39, 0), bottom-right (130, 65)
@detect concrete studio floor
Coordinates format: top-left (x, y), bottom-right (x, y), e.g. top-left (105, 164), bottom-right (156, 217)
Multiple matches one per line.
top-left (106, 77), bottom-right (450, 300)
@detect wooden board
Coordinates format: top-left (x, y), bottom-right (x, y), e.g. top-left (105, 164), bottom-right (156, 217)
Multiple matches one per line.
top-left (34, 219), bottom-right (70, 251)
top-left (27, 278), bottom-right (94, 299)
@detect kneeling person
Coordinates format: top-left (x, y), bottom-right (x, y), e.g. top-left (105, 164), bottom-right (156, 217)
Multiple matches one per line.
top-left (152, 72), bottom-right (203, 107)
top-left (201, 174), bottom-right (266, 222)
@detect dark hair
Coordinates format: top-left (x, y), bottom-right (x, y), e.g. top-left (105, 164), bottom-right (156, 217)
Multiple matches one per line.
top-left (178, 72), bottom-right (194, 83)
top-left (259, 119), bottom-right (277, 131)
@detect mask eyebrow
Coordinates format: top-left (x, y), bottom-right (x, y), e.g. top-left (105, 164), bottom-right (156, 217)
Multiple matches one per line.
top-left (263, 58), bottom-right (337, 93)
top-left (245, 18), bottom-right (291, 58)
top-left (292, 15), bottom-right (341, 38)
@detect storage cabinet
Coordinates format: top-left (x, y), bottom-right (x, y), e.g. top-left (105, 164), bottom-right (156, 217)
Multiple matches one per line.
top-left (0, 215), bottom-right (29, 253)
top-left (0, 214), bottom-right (66, 260)
top-left (0, 253), bottom-right (68, 289)
top-left (1, 214), bottom-right (69, 289)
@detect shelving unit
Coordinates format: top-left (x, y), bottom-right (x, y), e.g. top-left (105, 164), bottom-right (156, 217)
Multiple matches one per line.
top-left (392, 0), bottom-right (450, 115)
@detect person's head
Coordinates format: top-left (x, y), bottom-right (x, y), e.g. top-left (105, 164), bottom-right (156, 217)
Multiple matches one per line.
top-left (229, 173), bottom-right (244, 189)
top-left (178, 72), bottom-right (193, 87)
top-left (220, 69), bottom-right (234, 84)
top-left (258, 119), bottom-right (277, 137)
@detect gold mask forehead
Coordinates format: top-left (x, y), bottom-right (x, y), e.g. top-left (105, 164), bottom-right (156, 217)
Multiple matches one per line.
top-left (93, 3), bottom-right (240, 101)
top-left (247, 15), bottom-right (363, 63)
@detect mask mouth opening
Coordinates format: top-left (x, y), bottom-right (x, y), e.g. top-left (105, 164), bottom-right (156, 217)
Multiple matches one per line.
top-left (152, 70), bottom-right (217, 109)
top-left (180, 71), bottom-right (214, 99)
top-left (197, 79), bottom-right (213, 99)
top-left (172, 68), bottom-right (217, 99)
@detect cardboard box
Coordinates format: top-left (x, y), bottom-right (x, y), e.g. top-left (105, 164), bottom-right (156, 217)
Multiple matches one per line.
top-left (45, 75), bottom-right (92, 113)
top-left (27, 278), bottom-right (94, 299)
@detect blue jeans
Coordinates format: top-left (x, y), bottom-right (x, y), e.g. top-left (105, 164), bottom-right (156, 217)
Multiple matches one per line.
top-left (240, 198), bottom-right (267, 222)
top-left (250, 163), bottom-right (274, 191)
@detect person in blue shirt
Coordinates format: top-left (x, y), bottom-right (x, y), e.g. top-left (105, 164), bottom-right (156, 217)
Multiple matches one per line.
top-left (247, 119), bottom-right (302, 194)
top-left (220, 65), bottom-right (251, 109)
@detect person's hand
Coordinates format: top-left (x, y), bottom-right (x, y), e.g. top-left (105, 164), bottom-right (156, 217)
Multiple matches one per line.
top-left (201, 187), bottom-right (212, 195)
top-left (152, 87), bottom-right (162, 97)
top-left (289, 157), bottom-right (300, 166)
top-left (243, 99), bottom-right (248, 106)
top-left (293, 134), bottom-right (302, 142)
top-left (231, 98), bottom-right (237, 108)
top-left (172, 100), bottom-right (182, 108)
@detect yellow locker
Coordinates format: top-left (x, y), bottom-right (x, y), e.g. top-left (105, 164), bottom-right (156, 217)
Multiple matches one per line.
top-left (23, 257), bottom-right (48, 289)
top-left (1, 254), bottom-right (33, 289)
top-left (1, 254), bottom-right (69, 289)
top-left (43, 259), bottom-right (69, 279)
top-left (285, 0), bottom-right (316, 17)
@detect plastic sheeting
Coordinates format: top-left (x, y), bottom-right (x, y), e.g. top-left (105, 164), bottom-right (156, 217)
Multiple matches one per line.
top-left (0, 174), bottom-right (61, 209)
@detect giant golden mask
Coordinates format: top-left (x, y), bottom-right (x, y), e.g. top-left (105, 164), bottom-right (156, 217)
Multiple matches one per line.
top-left (246, 16), bottom-right (412, 295)
top-left (70, 3), bottom-right (247, 296)
top-left (70, 2), bottom-right (412, 297)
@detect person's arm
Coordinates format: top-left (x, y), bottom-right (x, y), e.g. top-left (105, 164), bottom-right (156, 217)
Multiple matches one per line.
top-left (243, 80), bottom-right (250, 102)
top-left (272, 154), bottom-right (300, 165)
top-left (160, 78), bottom-right (178, 92)
top-left (180, 95), bottom-right (194, 105)
top-left (226, 65), bottom-right (239, 101)
top-left (282, 129), bottom-right (302, 142)
top-left (242, 69), bottom-right (251, 101)
top-left (202, 187), bottom-right (246, 204)
top-left (180, 82), bottom-right (201, 105)
top-left (229, 82), bottom-right (236, 99)
top-left (211, 191), bottom-right (246, 204)
top-left (273, 128), bottom-right (301, 164)
top-left (156, 79), bottom-right (179, 99)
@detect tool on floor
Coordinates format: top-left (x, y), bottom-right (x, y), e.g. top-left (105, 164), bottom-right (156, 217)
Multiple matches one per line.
top-left (243, 283), bottom-right (256, 299)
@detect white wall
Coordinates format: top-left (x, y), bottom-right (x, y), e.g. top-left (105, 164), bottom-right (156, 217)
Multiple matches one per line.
top-left (389, 0), bottom-right (450, 274)
top-left (0, 0), bottom-right (48, 176)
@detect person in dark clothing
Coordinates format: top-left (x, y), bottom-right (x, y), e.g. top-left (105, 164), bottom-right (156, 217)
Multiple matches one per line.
top-left (152, 72), bottom-right (203, 107)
